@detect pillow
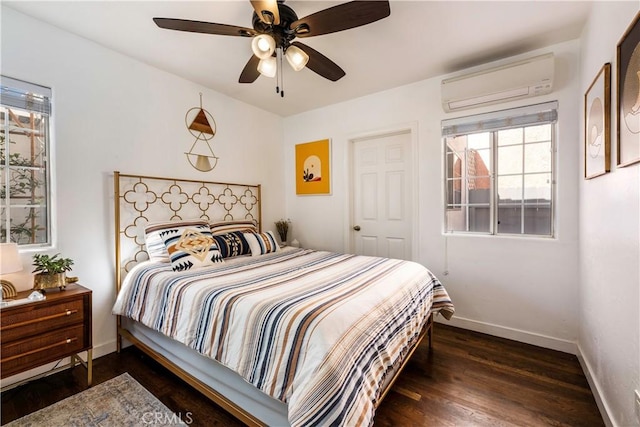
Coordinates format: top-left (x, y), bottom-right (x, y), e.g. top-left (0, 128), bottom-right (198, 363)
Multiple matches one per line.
top-left (243, 231), bottom-right (280, 256)
top-left (144, 219), bottom-right (208, 263)
top-left (209, 219), bottom-right (258, 235)
top-left (211, 231), bottom-right (252, 258)
top-left (159, 223), bottom-right (223, 271)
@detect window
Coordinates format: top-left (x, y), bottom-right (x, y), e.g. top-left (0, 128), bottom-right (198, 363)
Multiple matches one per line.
top-left (443, 102), bottom-right (556, 237)
top-left (1, 76), bottom-right (52, 246)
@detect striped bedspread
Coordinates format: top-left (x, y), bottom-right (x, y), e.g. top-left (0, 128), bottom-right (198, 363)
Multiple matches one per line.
top-left (113, 248), bottom-right (454, 426)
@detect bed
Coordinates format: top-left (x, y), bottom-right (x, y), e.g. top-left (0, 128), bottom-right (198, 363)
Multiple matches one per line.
top-left (112, 171), bottom-right (454, 427)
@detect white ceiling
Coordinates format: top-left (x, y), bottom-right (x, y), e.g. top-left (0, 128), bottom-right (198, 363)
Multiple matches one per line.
top-left (5, 1), bottom-right (592, 117)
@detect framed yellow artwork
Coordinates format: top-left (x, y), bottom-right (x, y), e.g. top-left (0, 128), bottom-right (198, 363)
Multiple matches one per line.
top-left (295, 139), bottom-right (331, 195)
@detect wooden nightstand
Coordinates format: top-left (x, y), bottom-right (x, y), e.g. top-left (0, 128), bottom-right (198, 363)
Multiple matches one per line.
top-left (0, 283), bottom-right (92, 390)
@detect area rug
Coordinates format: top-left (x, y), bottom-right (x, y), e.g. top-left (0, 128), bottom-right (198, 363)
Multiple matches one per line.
top-left (6, 373), bottom-right (185, 426)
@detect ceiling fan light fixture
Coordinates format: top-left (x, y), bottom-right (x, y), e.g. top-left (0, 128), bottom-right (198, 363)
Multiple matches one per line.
top-left (257, 56), bottom-right (277, 78)
top-left (260, 10), bottom-right (275, 25)
top-left (251, 34), bottom-right (276, 60)
top-left (285, 45), bottom-right (309, 71)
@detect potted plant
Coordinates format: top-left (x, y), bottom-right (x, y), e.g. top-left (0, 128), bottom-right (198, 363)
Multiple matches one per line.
top-left (274, 218), bottom-right (291, 245)
top-left (32, 253), bottom-right (74, 291)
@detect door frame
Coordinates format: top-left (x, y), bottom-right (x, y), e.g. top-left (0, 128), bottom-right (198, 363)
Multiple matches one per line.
top-left (344, 121), bottom-right (419, 260)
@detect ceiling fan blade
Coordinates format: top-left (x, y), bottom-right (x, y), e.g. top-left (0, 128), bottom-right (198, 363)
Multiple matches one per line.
top-left (250, 0), bottom-right (280, 25)
top-left (290, 1), bottom-right (390, 38)
top-left (239, 55), bottom-right (261, 83)
top-left (153, 18), bottom-right (256, 37)
top-left (291, 42), bottom-right (345, 82)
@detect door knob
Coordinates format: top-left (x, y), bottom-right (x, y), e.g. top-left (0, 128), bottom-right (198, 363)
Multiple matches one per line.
top-left (353, 225), bottom-right (361, 231)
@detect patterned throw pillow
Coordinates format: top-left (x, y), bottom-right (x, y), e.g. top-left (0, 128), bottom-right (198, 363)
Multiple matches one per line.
top-left (159, 224), bottom-right (223, 271)
top-left (144, 219), bottom-right (208, 263)
top-left (211, 231), bottom-right (252, 258)
top-left (243, 231), bottom-right (280, 256)
top-left (209, 219), bottom-right (258, 235)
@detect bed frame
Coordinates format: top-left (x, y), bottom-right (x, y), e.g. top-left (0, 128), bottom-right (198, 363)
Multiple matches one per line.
top-left (113, 171), bottom-right (433, 426)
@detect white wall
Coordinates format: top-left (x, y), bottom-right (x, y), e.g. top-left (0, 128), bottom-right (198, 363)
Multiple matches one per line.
top-left (1, 6), bottom-right (285, 384)
top-left (4, 3), bottom-right (638, 425)
top-left (578, 3), bottom-right (640, 426)
top-left (284, 40), bottom-right (582, 352)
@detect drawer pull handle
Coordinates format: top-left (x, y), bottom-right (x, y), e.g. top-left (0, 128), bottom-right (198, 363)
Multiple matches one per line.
top-left (0, 337), bottom-right (78, 363)
top-left (1, 309), bottom-right (79, 331)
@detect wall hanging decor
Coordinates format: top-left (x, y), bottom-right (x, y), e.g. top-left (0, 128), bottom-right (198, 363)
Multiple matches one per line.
top-left (617, 11), bottom-right (640, 167)
top-left (185, 93), bottom-right (218, 172)
top-left (584, 63), bottom-right (611, 179)
top-left (295, 139), bottom-right (331, 195)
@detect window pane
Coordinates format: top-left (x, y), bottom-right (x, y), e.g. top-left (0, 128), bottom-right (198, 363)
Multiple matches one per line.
top-left (525, 124), bottom-right (551, 142)
top-left (498, 145), bottom-right (523, 175)
top-left (498, 205), bottom-right (522, 234)
top-left (524, 173), bottom-right (551, 202)
top-left (446, 150), bottom-right (462, 179)
top-left (1, 81), bottom-right (52, 246)
top-left (468, 184), bottom-right (490, 204)
top-left (8, 168), bottom-right (48, 204)
top-left (6, 206), bottom-right (48, 245)
top-left (468, 132), bottom-right (490, 150)
top-left (446, 209), bottom-right (466, 232)
top-left (446, 136), bottom-right (467, 153)
top-left (498, 128), bottom-right (523, 146)
top-left (497, 175), bottom-right (522, 203)
top-left (525, 142), bottom-right (551, 173)
top-left (471, 148), bottom-right (491, 174)
top-left (446, 205), bottom-right (491, 233)
top-left (524, 205), bottom-right (551, 235)
top-left (447, 178), bottom-right (462, 205)
top-left (469, 205), bottom-right (490, 232)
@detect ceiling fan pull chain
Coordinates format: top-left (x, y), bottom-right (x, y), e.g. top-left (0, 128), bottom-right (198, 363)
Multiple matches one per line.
top-left (276, 48), bottom-right (281, 95)
top-left (280, 50), bottom-right (285, 98)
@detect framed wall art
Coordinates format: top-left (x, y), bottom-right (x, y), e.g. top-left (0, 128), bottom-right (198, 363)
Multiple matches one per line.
top-left (617, 11), bottom-right (640, 167)
top-left (584, 63), bottom-right (611, 179)
top-left (295, 139), bottom-right (331, 195)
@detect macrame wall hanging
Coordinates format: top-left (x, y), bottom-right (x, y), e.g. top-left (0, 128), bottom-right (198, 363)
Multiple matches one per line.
top-left (185, 93), bottom-right (218, 172)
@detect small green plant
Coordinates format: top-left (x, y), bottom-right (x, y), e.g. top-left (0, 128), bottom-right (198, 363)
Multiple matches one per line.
top-left (32, 253), bottom-right (74, 275)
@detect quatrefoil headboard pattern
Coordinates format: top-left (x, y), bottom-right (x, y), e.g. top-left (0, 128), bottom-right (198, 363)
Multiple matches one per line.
top-left (113, 171), bottom-right (261, 289)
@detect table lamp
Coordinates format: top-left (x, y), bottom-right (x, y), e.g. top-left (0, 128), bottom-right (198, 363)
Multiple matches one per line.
top-left (0, 243), bottom-right (22, 299)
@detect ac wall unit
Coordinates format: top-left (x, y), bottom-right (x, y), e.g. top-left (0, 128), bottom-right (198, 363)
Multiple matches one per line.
top-left (441, 53), bottom-right (554, 113)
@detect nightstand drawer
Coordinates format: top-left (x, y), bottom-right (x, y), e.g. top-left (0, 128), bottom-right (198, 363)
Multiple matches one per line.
top-left (0, 324), bottom-right (86, 378)
top-left (1, 284), bottom-right (92, 385)
top-left (1, 298), bottom-right (85, 343)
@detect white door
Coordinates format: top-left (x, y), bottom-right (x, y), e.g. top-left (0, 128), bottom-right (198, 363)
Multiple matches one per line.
top-left (351, 130), bottom-right (413, 260)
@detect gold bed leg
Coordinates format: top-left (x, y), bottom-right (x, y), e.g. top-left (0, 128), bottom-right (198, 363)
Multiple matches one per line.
top-left (116, 316), bottom-right (122, 353)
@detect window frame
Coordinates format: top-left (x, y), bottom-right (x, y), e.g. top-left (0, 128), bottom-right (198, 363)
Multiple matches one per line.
top-left (442, 102), bottom-right (557, 238)
top-left (1, 76), bottom-right (54, 248)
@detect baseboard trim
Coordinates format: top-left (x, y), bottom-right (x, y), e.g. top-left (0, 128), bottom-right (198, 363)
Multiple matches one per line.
top-left (436, 315), bottom-right (577, 354)
top-left (576, 343), bottom-right (615, 427)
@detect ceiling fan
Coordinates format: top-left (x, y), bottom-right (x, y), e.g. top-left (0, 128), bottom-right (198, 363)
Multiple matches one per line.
top-left (153, 0), bottom-right (391, 95)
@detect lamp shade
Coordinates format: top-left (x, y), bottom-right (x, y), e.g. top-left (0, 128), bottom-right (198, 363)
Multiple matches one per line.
top-left (257, 56), bottom-right (277, 78)
top-left (285, 45), bottom-right (309, 72)
top-left (251, 34), bottom-right (276, 60)
top-left (0, 243), bottom-right (22, 274)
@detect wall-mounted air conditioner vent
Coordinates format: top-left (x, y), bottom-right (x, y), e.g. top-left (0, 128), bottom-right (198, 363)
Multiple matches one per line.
top-left (441, 53), bottom-right (554, 113)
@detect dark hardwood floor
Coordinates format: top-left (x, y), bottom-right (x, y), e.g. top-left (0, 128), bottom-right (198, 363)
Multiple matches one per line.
top-left (1, 324), bottom-right (604, 426)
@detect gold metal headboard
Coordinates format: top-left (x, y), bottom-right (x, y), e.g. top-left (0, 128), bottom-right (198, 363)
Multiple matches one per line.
top-left (113, 171), bottom-right (262, 293)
